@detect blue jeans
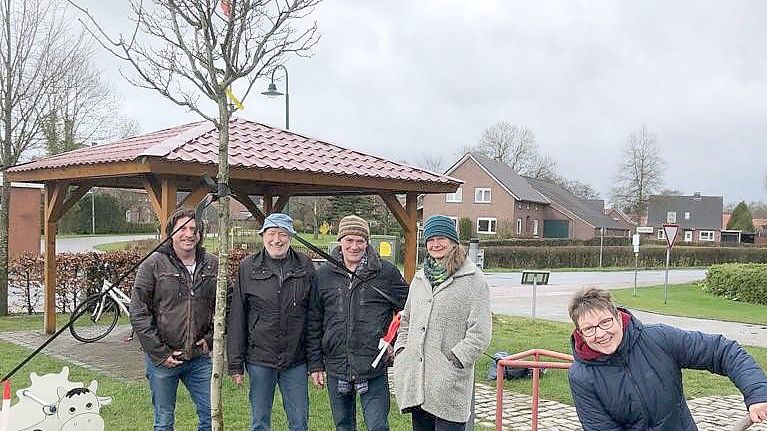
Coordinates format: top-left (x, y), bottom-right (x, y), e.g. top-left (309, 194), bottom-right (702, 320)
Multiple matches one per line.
top-left (246, 362), bottom-right (309, 431)
top-left (145, 354), bottom-right (211, 431)
top-left (327, 373), bottom-right (390, 431)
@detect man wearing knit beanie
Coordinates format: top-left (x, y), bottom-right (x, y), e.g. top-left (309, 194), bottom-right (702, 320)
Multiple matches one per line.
top-left (307, 214), bottom-right (409, 431)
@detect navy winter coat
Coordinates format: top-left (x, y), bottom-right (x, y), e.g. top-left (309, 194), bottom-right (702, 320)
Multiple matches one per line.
top-left (568, 310), bottom-right (767, 431)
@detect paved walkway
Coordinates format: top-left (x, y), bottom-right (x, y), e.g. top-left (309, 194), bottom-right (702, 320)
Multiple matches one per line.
top-left (1, 325), bottom-right (765, 430)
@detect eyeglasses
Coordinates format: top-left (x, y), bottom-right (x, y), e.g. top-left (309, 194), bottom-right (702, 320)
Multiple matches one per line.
top-left (579, 317), bottom-right (615, 337)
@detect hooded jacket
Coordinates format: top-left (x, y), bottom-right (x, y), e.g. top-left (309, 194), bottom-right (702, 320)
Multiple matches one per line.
top-left (306, 245), bottom-right (408, 382)
top-left (131, 243), bottom-right (218, 365)
top-left (568, 309), bottom-right (767, 430)
top-left (227, 247), bottom-right (314, 373)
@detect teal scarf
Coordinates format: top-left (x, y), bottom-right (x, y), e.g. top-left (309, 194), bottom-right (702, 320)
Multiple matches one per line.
top-left (423, 255), bottom-right (448, 288)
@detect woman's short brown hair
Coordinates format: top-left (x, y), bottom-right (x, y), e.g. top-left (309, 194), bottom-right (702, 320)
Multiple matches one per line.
top-left (568, 287), bottom-right (619, 327)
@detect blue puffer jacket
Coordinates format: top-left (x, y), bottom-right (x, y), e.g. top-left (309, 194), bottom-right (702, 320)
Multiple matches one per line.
top-left (568, 310), bottom-right (767, 431)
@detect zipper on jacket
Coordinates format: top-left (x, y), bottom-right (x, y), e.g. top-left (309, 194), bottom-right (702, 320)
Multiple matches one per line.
top-left (624, 361), bottom-right (653, 427)
top-left (345, 274), bottom-right (355, 380)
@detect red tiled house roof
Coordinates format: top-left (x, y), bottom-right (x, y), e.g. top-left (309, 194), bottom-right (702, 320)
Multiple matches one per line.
top-left (7, 118), bottom-right (460, 194)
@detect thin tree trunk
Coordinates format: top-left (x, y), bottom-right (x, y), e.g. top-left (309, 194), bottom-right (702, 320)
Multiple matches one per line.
top-left (211, 103), bottom-right (230, 430)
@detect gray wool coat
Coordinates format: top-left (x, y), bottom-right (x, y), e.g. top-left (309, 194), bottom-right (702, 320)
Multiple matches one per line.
top-left (392, 257), bottom-right (492, 423)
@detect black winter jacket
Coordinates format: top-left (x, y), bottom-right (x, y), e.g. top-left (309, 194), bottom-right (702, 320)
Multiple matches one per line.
top-left (131, 243), bottom-right (218, 365)
top-left (306, 246), bottom-right (408, 382)
top-left (569, 310), bottom-right (767, 431)
top-left (227, 248), bottom-right (314, 373)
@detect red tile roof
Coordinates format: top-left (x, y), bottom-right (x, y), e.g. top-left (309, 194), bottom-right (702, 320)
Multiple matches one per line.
top-left (8, 118), bottom-right (458, 186)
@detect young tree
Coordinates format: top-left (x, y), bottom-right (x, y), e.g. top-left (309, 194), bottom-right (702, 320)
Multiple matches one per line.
top-left (727, 201), bottom-right (754, 232)
top-left (71, 1), bottom-right (321, 427)
top-left (0, 0), bottom-right (83, 315)
top-left (610, 124), bottom-right (665, 218)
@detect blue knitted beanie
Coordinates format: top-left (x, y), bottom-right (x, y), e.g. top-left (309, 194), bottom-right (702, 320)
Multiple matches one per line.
top-left (422, 215), bottom-right (459, 244)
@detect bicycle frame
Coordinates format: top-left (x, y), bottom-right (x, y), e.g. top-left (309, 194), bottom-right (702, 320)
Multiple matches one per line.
top-left (99, 280), bottom-right (130, 317)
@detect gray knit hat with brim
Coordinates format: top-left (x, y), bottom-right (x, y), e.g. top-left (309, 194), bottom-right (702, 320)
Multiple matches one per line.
top-left (258, 213), bottom-right (296, 236)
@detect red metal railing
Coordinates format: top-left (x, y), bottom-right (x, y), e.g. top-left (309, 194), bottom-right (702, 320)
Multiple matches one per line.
top-left (495, 349), bottom-right (573, 431)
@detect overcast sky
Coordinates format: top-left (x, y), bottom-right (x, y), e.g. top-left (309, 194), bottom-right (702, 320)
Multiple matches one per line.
top-left (75, 0), bottom-right (767, 205)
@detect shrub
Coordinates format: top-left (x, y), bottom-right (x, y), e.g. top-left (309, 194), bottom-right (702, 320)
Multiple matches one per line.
top-left (701, 263), bottom-right (767, 305)
top-left (459, 218), bottom-right (472, 241)
top-left (482, 245), bottom-right (767, 269)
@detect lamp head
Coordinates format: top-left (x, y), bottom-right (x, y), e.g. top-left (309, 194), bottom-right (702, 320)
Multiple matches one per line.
top-left (262, 82), bottom-right (284, 96)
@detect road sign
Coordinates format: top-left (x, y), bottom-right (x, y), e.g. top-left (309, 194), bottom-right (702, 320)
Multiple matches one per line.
top-left (636, 226), bottom-right (654, 234)
top-left (662, 224), bottom-right (679, 249)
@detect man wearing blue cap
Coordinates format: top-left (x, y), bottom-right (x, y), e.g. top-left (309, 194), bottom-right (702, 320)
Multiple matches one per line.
top-left (227, 213), bottom-right (314, 431)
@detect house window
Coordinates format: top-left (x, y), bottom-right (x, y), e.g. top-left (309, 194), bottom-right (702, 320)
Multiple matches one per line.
top-left (477, 217), bottom-right (497, 234)
top-left (534, 204), bottom-right (539, 211)
top-left (447, 216), bottom-right (459, 228)
top-left (684, 211), bottom-right (690, 220)
top-left (684, 231), bottom-right (693, 242)
top-left (516, 218), bottom-right (522, 234)
top-left (533, 220), bottom-right (539, 237)
top-left (700, 231), bottom-right (715, 241)
top-left (666, 211), bottom-right (677, 223)
top-left (517, 202), bottom-right (522, 209)
top-left (474, 188), bottom-right (491, 203)
top-left (526, 203), bottom-right (530, 210)
top-left (445, 188), bottom-right (462, 203)
top-left (658, 230), bottom-right (666, 240)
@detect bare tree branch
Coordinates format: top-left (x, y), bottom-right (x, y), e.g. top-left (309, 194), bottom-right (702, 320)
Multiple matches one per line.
top-left (610, 124), bottom-right (665, 218)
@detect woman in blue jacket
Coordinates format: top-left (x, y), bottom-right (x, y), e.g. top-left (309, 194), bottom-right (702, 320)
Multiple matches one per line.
top-left (568, 287), bottom-right (767, 430)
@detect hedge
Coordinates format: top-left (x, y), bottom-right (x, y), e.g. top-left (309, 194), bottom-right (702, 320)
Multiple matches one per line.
top-left (701, 263), bottom-right (767, 305)
top-left (481, 246), bottom-right (767, 269)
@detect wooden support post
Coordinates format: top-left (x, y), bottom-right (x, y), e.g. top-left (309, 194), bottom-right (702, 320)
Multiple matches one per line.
top-left (263, 192), bottom-right (274, 215)
top-left (403, 193), bottom-right (418, 283)
top-left (273, 195), bottom-right (290, 213)
top-left (43, 183), bottom-right (66, 334)
top-left (159, 179), bottom-right (177, 237)
top-left (380, 192), bottom-right (418, 283)
top-left (231, 188), bottom-right (266, 224)
top-left (179, 186), bottom-right (209, 209)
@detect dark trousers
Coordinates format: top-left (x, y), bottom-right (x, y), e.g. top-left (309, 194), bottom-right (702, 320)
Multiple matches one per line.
top-left (327, 373), bottom-right (390, 431)
top-left (411, 406), bottom-right (466, 431)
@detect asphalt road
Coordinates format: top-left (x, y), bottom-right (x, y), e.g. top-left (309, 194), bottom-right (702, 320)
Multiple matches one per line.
top-left (40, 234), bottom-right (157, 253)
top-left (486, 269), bottom-right (767, 348)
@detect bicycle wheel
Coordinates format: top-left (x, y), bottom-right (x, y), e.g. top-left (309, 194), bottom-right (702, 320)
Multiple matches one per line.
top-left (69, 294), bottom-right (120, 343)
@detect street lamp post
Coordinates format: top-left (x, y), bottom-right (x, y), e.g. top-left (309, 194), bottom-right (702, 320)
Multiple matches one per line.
top-left (262, 65), bottom-right (290, 214)
top-left (262, 64), bottom-right (289, 129)
top-left (90, 188), bottom-right (96, 235)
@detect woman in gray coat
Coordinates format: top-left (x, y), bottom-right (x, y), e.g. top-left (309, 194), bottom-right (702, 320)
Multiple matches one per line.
top-left (393, 215), bottom-right (492, 431)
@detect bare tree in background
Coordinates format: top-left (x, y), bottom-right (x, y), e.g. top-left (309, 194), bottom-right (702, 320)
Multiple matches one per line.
top-left (0, 0), bottom-right (83, 315)
top-left (562, 179), bottom-right (601, 200)
top-left (610, 124), bottom-right (665, 219)
top-left (476, 120), bottom-right (561, 178)
top-left (70, 0), bottom-right (320, 427)
top-left (418, 153), bottom-right (445, 173)
top-left (43, 40), bottom-right (126, 154)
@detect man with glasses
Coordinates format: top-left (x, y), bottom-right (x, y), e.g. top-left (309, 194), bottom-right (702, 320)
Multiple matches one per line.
top-left (567, 287), bottom-right (767, 430)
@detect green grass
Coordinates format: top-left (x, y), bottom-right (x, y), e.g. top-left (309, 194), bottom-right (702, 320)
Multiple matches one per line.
top-left (474, 314), bottom-right (767, 405)
top-left (611, 283), bottom-right (767, 325)
top-left (95, 233), bottom-right (338, 253)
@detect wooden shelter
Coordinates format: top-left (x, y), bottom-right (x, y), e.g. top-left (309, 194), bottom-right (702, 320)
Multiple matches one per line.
top-left (5, 118), bottom-right (460, 333)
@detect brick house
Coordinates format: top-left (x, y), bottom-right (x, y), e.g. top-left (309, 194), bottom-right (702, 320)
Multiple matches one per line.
top-left (422, 153), bottom-right (629, 239)
top-left (645, 193), bottom-right (723, 243)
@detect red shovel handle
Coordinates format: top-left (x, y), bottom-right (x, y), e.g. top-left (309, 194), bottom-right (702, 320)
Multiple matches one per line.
top-left (731, 416), bottom-right (753, 431)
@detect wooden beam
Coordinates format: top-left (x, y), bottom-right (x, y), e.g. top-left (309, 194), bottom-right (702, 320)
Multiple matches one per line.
top-left (43, 184), bottom-right (65, 334)
top-left (232, 188), bottom-right (266, 224)
top-left (179, 186), bottom-right (209, 209)
top-left (5, 161), bottom-right (151, 182)
top-left (263, 192), bottom-right (274, 215)
top-left (273, 195), bottom-right (290, 213)
top-left (159, 179), bottom-right (177, 238)
top-left (143, 177), bottom-right (163, 217)
top-left (379, 193), bottom-right (413, 231)
top-left (57, 185), bottom-right (91, 221)
top-left (403, 193), bottom-right (418, 283)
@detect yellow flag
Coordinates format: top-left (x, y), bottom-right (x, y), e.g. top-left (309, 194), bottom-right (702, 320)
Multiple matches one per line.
top-left (225, 87), bottom-right (244, 110)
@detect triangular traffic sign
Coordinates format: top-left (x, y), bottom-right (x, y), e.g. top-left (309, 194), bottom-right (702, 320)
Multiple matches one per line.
top-left (663, 224), bottom-right (679, 249)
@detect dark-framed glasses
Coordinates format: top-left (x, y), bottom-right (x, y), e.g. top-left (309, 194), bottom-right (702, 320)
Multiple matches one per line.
top-left (579, 317), bottom-right (615, 337)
